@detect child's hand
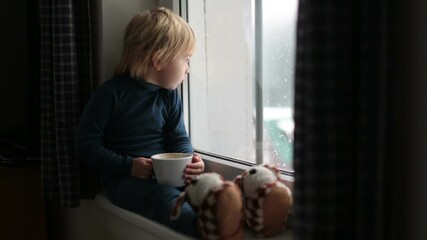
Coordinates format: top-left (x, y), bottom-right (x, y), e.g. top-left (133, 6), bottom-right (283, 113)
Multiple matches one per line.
top-left (131, 157), bottom-right (153, 179)
top-left (184, 153), bottom-right (205, 183)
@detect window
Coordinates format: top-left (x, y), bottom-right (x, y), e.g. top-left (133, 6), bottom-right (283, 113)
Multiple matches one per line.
top-left (183, 0), bottom-right (298, 172)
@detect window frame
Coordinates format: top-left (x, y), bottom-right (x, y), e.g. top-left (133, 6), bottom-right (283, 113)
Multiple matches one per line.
top-left (178, 0), bottom-right (295, 183)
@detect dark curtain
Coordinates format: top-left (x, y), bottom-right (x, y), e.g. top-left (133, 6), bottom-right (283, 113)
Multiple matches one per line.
top-left (40, 0), bottom-right (95, 207)
top-left (293, 0), bottom-right (399, 239)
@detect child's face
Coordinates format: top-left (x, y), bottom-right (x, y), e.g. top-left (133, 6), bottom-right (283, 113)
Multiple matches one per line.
top-left (155, 52), bottom-right (192, 90)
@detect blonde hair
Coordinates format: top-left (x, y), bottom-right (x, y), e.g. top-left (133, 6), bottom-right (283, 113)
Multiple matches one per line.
top-left (115, 7), bottom-right (195, 78)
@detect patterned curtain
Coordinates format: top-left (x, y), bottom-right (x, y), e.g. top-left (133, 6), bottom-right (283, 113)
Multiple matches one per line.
top-left (40, 0), bottom-right (94, 207)
top-left (293, 0), bottom-right (399, 239)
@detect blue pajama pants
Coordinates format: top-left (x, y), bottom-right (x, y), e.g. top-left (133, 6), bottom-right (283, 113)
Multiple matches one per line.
top-left (104, 177), bottom-right (199, 239)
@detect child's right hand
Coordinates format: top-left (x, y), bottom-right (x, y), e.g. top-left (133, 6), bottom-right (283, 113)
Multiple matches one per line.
top-left (131, 157), bottom-right (153, 179)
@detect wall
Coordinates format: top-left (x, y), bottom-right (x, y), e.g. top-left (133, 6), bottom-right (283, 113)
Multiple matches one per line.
top-left (0, 0), bottom-right (27, 132)
top-left (96, 0), bottom-right (159, 83)
top-left (1, 0), bottom-right (40, 151)
top-left (0, 164), bottom-right (45, 240)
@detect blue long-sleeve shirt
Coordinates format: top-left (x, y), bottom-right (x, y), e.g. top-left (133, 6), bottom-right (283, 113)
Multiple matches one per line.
top-left (77, 74), bottom-right (193, 183)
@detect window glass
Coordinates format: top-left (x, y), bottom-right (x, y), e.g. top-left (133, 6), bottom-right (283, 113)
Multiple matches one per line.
top-left (186, 0), bottom-right (297, 172)
top-left (262, 0), bottom-right (297, 171)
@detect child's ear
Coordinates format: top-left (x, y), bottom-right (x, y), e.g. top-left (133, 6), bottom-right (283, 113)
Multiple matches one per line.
top-left (151, 52), bottom-right (162, 71)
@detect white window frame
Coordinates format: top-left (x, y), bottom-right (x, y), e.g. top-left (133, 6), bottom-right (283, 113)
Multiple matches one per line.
top-left (177, 0), bottom-right (295, 185)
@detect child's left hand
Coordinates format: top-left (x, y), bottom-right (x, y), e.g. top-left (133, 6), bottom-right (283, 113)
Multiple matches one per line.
top-left (184, 153), bottom-right (205, 183)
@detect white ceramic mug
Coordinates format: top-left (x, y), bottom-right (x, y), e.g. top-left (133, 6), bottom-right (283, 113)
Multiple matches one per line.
top-left (151, 153), bottom-right (193, 187)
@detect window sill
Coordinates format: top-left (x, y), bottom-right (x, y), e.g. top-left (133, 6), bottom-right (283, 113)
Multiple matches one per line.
top-left (96, 194), bottom-right (191, 239)
top-left (200, 152), bottom-right (294, 189)
top-left (96, 193), bottom-right (293, 240)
